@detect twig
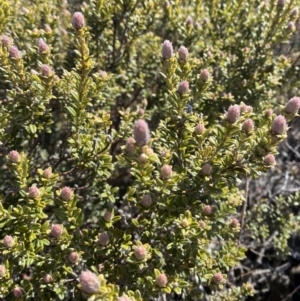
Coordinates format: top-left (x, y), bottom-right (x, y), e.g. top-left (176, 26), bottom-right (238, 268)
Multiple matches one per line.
top-left (239, 175), bottom-right (250, 244)
top-left (282, 283), bottom-right (300, 301)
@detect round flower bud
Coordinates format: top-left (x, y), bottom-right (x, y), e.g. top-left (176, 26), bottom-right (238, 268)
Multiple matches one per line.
top-left (138, 153), bottom-right (148, 164)
top-left (99, 232), bottom-right (110, 246)
top-left (230, 218), bottom-right (240, 228)
top-left (177, 80), bottom-right (189, 95)
top-left (264, 154), bottom-right (276, 166)
top-left (8, 46), bottom-right (22, 59)
top-left (3, 235), bottom-right (14, 248)
top-left (199, 69), bottom-right (210, 82)
top-left (44, 274), bottom-right (52, 283)
top-left (186, 16), bottom-right (193, 26)
top-left (79, 271), bottom-right (100, 294)
top-left (161, 40), bottom-right (173, 59)
top-left (285, 96), bottom-right (300, 114)
top-left (161, 165), bottom-right (173, 179)
top-left (194, 21), bottom-right (200, 29)
top-left (60, 186), bottom-right (73, 201)
top-left (43, 168), bottom-right (52, 179)
top-left (265, 108), bottom-right (273, 118)
top-left (99, 70), bottom-right (107, 78)
top-left (50, 224), bottom-right (63, 238)
top-left (13, 287), bottom-right (23, 298)
top-left (118, 295), bottom-right (132, 301)
top-left (68, 251), bottom-right (79, 264)
top-left (195, 123), bottom-right (205, 135)
top-left (156, 273), bottom-right (168, 287)
top-left (271, 115), bottom-right (287, 135)
top-left (242, 119), bottom-right (254, 133)
top-left (72, 12), bottom-right (85, 31)
top-left (181, 218), bottom-right (189, 228)
top-left (141, 194), bottom-right (152, 207)
top-left (142, 146), bottom-right (154, 156)
top-left (178, 46), bottom-right (189, 61)
top-left (199, 221), bottom-right (206, 229)
top-left (28, 185), bottom-right (40, 199)
top-left (288, 21), bottom-right (296, 31)
top-left (138, 108), bottom-right (144, 118)
top-left (226, 104), bottom-right (240, 124)
top-left (202, 163), bottom-right (212, 176)
top-left (103, 211), bottom-right (113, 222)
top-left (133, 119), bottom-right (150, 147)
top-left (292, 7), bottom-right (299, 17)
top-left (203, 205), bottom-right (212, 216)
top-left (277, 0), bottom-right (285, 7)
top-left (203, 17), bottom-right (209, 25)
top-left (1, 35), bottom-right (11, 47)
top-left (41, 64), bottom-right (53, 77)
top-left (44, 24), bottom-right (52, 33)
top-left (37, 38), bottom-right (49, 53)
top-left (0, 265), bottom-right (6, 277)
top-left (212, 273), bottom-right (223, 284)
top-left (134, 245), bottom-right (147, 260)
top-left (8, 150), bottom-right (21, 163)
top-left (126, 137), bottom-right (135, 154)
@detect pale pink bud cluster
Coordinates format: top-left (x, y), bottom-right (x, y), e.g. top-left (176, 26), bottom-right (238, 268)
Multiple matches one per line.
top-left (99, 70), bottom-right (107, 78)
top-left (79, 271), bottom-right (100, 294)
top-left (8, 46), bottom-right (22, 59)
top-left (3, 235), bottom-right (14, 248)
top-left (28, 185), bottom-right (40, 199)
top-left (68, 251), bottom-right (79, 263)
top-left (230, 218), bottom-right (240, 228)
top-left (103, 211), bottom-right (113, 222)
top-left (202, 163), bottom-right (212, 176)
top-left (44, 274), bottom-right (52, 283)
top-left (288, 21), bottom-right (296, 31)
top-left (37, 38), bottom-right (49, 53)
top-left (226, 104), bottom-right (240, 124)
top-left (195, 123), bottom-right (205, 135)
top-left (134, 245), bottom-right (147, 260)
top-left (186, 16), bottom-right (193, 26)
top-left (242, 119), bottom-right (254, 133)
top-left (277, 0), bottom-right (285, 7)
top-left (41, 64), bottom-right (53, 77)
top-left (1, 35), bottom-right (11, 47)
top-left (8, 150), bottom-right (21, 163)
top-left (161, 165), bottom-right (172, 179)
top-left (0, 265), bottom-right (6, 277)
top-left (50, 224), bottom-right (63, 238)
top-left (43, 168), bottom-right (52, 179)
top-left (199, 221), bottom-right (206, 229)
top-left (264, 154), bottom-right (276, 166)
top-left (138, 108), bottom-right (144, 117)
top-left (133, 120), bottom-right (150, 146)
top-left (177, 80), bottom-right (189, 95)
top-left (292, 7), bottom-right (299, 17)
top-left (13, 287), bottom-right (23, 297)
top-left (178, 46), bottom-right (189, 61)
top-left (161, 40), bottom-right (173, 59)
top-left (60, 186), bottom-right (73, 201)
top-left (141, 194), bottom-right (152, 207)
top-left (240, 104), bottom-right (253, 113)
top-left (72, 12), bottom-right (85, 31)
top-left (126, 137), bottom-right (135, 153)
top-left (285, 97), bottom-right (300, 114)
top-left (138, 153), bottom-right (148, 163)
top-left (212, 273), bottom-right (223, 284)
top-left (99, 232), bottom-right (110, 246)
top-left (118, 295), bottom-right (132, 301)
top-left (265, 108), bottom-right (273, 118)
top-left (203, 205), bottom-right (212, 216)
top-left (156, 273), bottom-right (168, 287)
top-left (200, 69), bottom-right (210, 82)
top-left (271, 115), bottom-right (287, 135)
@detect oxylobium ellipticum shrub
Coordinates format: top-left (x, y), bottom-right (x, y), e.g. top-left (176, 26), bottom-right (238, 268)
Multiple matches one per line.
top-left (0, 0), bottom-right (299, 300)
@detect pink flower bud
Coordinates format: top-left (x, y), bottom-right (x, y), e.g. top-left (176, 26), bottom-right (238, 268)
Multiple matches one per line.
top-left (3, 235), bottom-right (14, 248)
top-left (194, 21), bottom-right (200, 29)
top-left (156, 273), bottom-right (168, 287)
top-left (60, 187), bottom-right (73, 201)
top-left (230, 218), bottom-right (240, 228)
top-left (44, 274), bottom-right (52, 283)
top-left (195, 123), bottom-right (205, 135)
top-left (126, 137), bottom-right (135, 153)
top-left (271, 115), bottom-right (287, 135)
top-left (265, 108), bottom-right (273, 118)
top-left (203, 17), bottom-right (209, 25)
top-left (0, 265), bottom-right (6, 277)
top-left (242, 119), bottom-right (254, 133)
top-left (292, 7), bottom-right (299, 17)
top-left (13, 287), bottom-right (23, 298)
top-left (200, 69), bottom-right (210, 82)
top-left (161, 165), bottom-right (173, 179)
top-left (99, 70), bottom-right (107, 78)
top-left (285, 96), bottom-right (300, 114)
top-left (199, 221), bottom-right (206, 229)
top-left (99, 232), bottom-right (110, 246)
top-left (50, 224), bottom-right (63, 238)
top-left (68, 251), bottom-right (79, 263)
top-left (203, 205), bottom-right (212, 216)
top-left (134, 245), bottom-right (147, 260)
top-left (212, 273), bottom-right (223, 284)
top-left (43, 168), bottom-right (52, 179)
top-left (288, 21), bottom-right (296, 31)
top-left (138, 108), bottom-right (144, 117)
top-left (202, 163), bottom-right (212, 176)
top-left (1, 35), bottom-right (11, 47)
top-left (8, 46), bottom-right (22, 59)
top-left (186, 16), bottom-right (193, 26)
top-left (41, 64), bottom-right (53, 77)
top-left (79, 271), bottom-right (100, 294)
top-left (177, 80), bottom-right (189, 95)
top-left (28, 185), bottom-right (40, 199)
top-left (264, 154), bottom-right (276, 166)
top-left (118, 295), bottom-right (132, 301)
top-left (37, 38), bottom-right (49, 53)
top-left (161, 40), bottom-right (173, 59)
top-left (44, 24), bottom-right (52, 33)
top-left (141, 194), bottom-right (152, 207)
top-left (277, 0), bottom-right (285, 7)
top-left (103, 211), bottom-right (113, 222)
top-left (226, 104), bottom-right (240, 124)
top-left (133, 119), bottom-right (150, 147)
top-left (8, 150), bottom-right (21, 163)
top-left (138, 153), bottom-right (148, 163)
top-left (72, 12), bottom-right (85, 31)
top-left (178, 46), bottom-right (189, 61)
